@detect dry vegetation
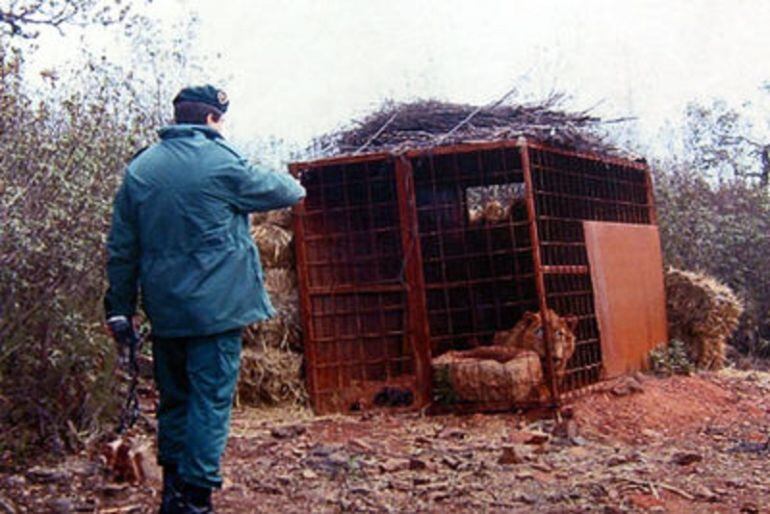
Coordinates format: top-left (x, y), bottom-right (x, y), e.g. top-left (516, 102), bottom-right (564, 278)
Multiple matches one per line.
top-left (312, 95), bottom-right (628, 157)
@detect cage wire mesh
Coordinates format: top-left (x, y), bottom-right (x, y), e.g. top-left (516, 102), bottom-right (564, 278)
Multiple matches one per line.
top-left (291, 140), bottom-right (656, 413)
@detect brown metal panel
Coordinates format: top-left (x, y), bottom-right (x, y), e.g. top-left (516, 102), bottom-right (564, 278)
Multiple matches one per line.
top-left (521, 143), bottom-right (559, 406)
top-left (394, 156), bottom-right (433, 408)
top-left (583, 222), bottom-right (668, 377)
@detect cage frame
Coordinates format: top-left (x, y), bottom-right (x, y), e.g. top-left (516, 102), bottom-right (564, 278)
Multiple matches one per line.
top-left (290, 138), bottom-right (657, 414)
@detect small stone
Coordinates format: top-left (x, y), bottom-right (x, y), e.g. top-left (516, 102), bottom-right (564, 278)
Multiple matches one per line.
top-left (441, 455), bottom-right (461, 470)
top-left (0, 497), bottom-right (16, 514)
top-left (26, 466), bottom-right (68, 484)
top-left (408, 457), bottom-right (427, 471)
top-left (310, 444), bottom-right (335, 457)
top-left (301, 468), bottom-right (318, 479)
top-left (441, 428), bottom-right (466, 440)
top-left (498, 446), bottom-right (523, 465)
top-left (611, 376), bottom-right (644, 396)
top-left (524, 432), bottom-right (550, 445)
top-left (101, 483), bottom-right (128, 497)
top-left (531, 462), bottom-right (553, 473)
top-left (271, 424), bottom-right (307, 439)
top-left (641, 428), bottom-right (661, 439)
top-left (47, 498), bottom-right (72, 514)
top-left (380, 458), bottom-right (409, 473)
top-left (2, 475), bottom-right (25, 489)
top-left (516, 492), bottom-right (537, 504)
top-left (672, 452), bottom-right (702, 466)
top-left (694, 485), bottom-right (717, 501)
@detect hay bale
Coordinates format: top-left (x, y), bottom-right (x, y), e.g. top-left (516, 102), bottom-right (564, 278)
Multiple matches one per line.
top-left (431, 349), bottom-right (543, 404)
top-left (665, 268), bottom-right (744, 370)
top-left (244, 268), bottom-right (302, 351)
top-left (250, 211), bottom-right (269, 226)
top-left (265, 208), bottom-right (293, 229)
top-left (238, 347), bottom-right (307, 407)
top-left (251, 222), bottom-right (293, 268)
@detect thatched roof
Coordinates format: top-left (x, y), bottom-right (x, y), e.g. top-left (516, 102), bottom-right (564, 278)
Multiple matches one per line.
top-left (313, 94), bottom-right (629, 157)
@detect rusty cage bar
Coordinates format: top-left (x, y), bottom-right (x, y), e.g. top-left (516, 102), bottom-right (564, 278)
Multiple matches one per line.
top-left (290, 139), bottom-right (658, 414)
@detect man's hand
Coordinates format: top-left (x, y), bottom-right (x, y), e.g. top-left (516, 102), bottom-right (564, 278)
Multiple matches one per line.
top-left (104, 315), bottom-right (140, 337)
top-left (104, 316), bottom-right (140, 346)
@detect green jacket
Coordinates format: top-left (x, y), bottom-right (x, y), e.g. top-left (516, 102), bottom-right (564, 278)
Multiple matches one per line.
top-left (105, 124), bottom-right (305, 338)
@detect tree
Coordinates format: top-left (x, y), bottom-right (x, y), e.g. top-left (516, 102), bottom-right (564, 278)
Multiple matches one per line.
top-left (0, 0), bottom-right (133, 39)
top-left (683, 98), bottom-right (770, 187)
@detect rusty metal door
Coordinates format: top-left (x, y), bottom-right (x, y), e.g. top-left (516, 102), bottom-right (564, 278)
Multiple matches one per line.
top-left (291, 157), bottom-right (427, 414)
top-left (584, 222), bottom-right (668, 377)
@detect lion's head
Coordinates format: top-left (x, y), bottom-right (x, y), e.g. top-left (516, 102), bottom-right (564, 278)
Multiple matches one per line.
top-left (494, 309), bottom-right (578, 376)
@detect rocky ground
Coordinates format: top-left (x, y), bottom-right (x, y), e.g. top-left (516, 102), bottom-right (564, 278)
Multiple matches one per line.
top-left (1, 369), bottom-right (769, 513)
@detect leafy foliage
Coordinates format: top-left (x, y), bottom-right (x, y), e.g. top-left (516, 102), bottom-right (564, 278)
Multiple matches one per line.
top-left (0, 0), bottom-right (133, 39)
top-left (654, 165), bottom-right (770, 358)
top-left (648, 340), bottom-right (694, 376)
top-left (0, 11), bottom-right (208, 462)
top-left (0, 45), bottom-right (153, 461)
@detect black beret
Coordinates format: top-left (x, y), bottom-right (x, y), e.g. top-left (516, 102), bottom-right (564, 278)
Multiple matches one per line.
top-left (173, 85), bottom-right (229, 113)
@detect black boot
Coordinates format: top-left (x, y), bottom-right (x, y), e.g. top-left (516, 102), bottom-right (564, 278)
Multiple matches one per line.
top-left (159, 464), bottom-right (183, 514)
top-left (178, 481), bottom-right (213, 514)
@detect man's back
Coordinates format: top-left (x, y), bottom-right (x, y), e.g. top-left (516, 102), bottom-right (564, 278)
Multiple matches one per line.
top-left (106, 124), bottom-right (305, 338)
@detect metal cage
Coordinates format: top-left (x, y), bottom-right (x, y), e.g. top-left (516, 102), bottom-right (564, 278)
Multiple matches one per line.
top-left (290, 139), bottom-right (663, 414)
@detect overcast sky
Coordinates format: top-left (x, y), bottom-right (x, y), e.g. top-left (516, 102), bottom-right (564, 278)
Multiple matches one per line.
top-left (28, 0), bottom-right (770, 159)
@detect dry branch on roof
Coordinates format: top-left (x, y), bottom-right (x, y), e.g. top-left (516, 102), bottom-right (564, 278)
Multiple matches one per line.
top-left (314, 95), bottom-right (629, 157)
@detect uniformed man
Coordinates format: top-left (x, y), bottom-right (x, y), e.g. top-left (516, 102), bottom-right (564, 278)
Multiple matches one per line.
top-left (105, 85), bottom-right (306, 513)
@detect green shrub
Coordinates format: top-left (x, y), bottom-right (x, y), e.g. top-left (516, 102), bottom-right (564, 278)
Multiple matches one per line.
top-left (654, 167), bottom-right (770, 358)
top-left (648, 340), bottom-right (695, 376)
top-left (0, 46), bottom-right (152, 463)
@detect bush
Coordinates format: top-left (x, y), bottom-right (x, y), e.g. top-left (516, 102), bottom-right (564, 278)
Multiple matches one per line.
top-left (654, 166), bottom-right (770, 358)
top-left (0, 46), bottom-right (153, 462)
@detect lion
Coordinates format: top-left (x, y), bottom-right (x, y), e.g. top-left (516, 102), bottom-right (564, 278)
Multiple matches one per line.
top-left (445, 309), bottom-right (578, 375)
top-left (431, 309), bottom-right (578, 403)
top-left (493, 309), bottom-right (578, 377)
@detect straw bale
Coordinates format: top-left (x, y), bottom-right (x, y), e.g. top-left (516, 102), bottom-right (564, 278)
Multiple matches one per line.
top-left (238, 347), bottom-right (307, 407)
top-left (244, 268), bottom-right (302, 351)
top-left (431, 349), bottom-right (543, 404)
top-left (265, 208), bottom-right (294, 229)
top-left (250, 211), bottom-right (269, 226)
top-left (251, 222), bottom-right (293, 268)
top-left (665, 268), bottom-right (744, 370)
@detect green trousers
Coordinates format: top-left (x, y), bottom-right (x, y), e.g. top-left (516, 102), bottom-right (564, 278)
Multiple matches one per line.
top-left (152, 329), bottom-right (242, 489)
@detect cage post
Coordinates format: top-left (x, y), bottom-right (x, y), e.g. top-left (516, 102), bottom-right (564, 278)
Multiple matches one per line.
top-left (644, 168), bottom-right (658, 225)
top-left (289, 163), bottom-right (320, 412)
top-left (394, 156), bottom-right (433, 408)
top-left (520, 141), bottom-right (560, 407)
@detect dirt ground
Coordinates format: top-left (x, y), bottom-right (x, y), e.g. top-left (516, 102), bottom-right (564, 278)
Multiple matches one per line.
top-left (1, 369), bottom-right (769, 514)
